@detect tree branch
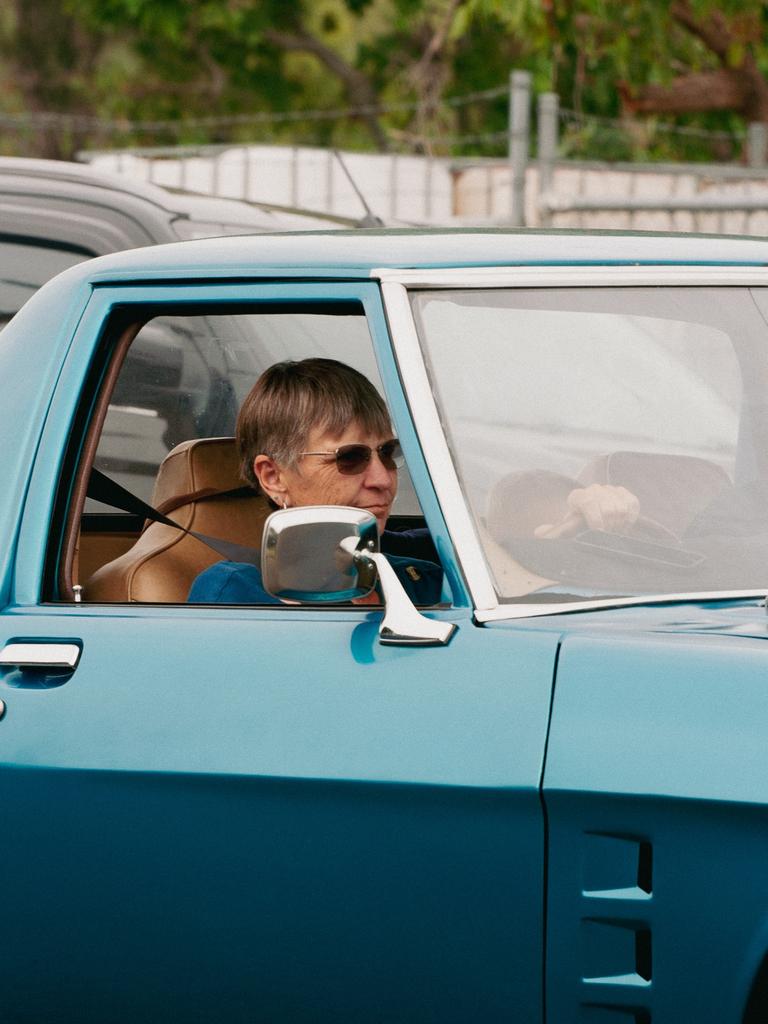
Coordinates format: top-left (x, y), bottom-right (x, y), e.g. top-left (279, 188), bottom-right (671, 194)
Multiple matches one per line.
top-left (663, 3), bottom-right (768, 121)
top-left (412, 0), bottom-right (464, 82)
top-left (195, 44), bottom-right (227, 101)
top-left (619, 69), bottom-right (750, 115)
top-left (264, 27), bottom-right (389, 151)
top-left (670, 0), bottom-right (732, 64)
top-left (405, 0), bottom-right (467, 155)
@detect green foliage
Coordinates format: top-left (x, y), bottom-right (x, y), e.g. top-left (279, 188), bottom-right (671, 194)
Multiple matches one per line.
top-left (0, 0), bottom-right (767, 161)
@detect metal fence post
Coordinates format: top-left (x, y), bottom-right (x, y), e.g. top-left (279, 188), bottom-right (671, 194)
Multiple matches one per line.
top-left (537, 91), bottom-right (559, 227)
top-left (389, 153), bottom-right (399, 221)
top-left (326, 149), bottom-right (335, 212)
top-left (291, 146), bottom-right (299, 206)
top-left (241, 146), bottom-right (250, 200)
top-left (424, 157), bottom-right (433, 221)
top-left (747, 123), bottom-right (767, 169)
top-left (508, 69), bottom-right (531, 226)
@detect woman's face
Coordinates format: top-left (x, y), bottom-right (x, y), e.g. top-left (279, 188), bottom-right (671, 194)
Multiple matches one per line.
top-left (255, 421), bottom-right (399, 533)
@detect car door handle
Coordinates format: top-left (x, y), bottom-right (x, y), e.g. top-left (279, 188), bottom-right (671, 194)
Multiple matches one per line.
top-left (0, 642), bottom-right (82, 670)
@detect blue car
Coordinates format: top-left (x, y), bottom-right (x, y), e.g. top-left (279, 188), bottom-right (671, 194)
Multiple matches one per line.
top-left (1, 230), bottom-right (767, 1022)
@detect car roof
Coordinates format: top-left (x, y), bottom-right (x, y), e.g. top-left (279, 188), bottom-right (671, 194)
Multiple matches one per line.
top-left (75, 227), bottom-right (768, 281)
top-left (0, 156), bottom-right (193, 209)
top-left (0, 156), bottom-right (354, 231)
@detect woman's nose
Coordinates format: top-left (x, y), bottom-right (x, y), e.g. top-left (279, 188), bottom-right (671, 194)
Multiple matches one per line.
top-left (364, 450), bottom-right (396, 487)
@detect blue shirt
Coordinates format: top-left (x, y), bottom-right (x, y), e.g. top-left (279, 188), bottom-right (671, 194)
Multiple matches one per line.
top-left (189, 552), bottom-right (443, 606)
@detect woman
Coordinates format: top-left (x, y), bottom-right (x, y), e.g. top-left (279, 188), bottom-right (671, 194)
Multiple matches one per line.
top-left (188, 358), bottom-right (443, 605)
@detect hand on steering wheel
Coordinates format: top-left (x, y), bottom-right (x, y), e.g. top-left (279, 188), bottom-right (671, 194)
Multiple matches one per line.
top-left (534, 484), bottom-right (641, 540)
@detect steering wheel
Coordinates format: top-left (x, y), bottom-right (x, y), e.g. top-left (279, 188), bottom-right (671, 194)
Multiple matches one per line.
top-left (609, 514), bottom-right (680, 545)
top-left (571, 514), bottom-right (707, 573)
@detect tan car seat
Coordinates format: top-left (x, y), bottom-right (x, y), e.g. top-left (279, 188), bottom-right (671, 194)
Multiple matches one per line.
top-left (85, 437), bottom-right (272, 602)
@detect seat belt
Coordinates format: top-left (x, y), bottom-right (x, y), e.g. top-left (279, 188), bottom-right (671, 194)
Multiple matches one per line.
top-left (87, 467), bottom-right (263, 567)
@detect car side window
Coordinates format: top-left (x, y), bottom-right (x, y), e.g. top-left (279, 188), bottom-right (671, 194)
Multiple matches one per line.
top-left (61, 301), bottom-right (428, 603)
top-left (0, 235), bottom-right (95, 327)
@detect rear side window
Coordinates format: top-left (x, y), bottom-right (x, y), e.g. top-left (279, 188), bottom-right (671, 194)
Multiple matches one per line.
top-left (55, 298), bottom-right (428, 605)
top-left (0, 236), bottom-right (93, 326)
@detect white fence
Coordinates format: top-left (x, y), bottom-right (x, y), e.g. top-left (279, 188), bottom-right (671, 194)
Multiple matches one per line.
top-left (452, 159), bottom-right (768, 234)
top-left (83, 145), bottom-right (455, 225)
top-left (452, 82), bottom-right (768, 234)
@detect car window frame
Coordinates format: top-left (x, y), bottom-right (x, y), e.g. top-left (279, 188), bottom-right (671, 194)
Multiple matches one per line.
top-left (13, 277), bottom-right (466, 611)
top-left (377, 263), bottom-right (768, 621)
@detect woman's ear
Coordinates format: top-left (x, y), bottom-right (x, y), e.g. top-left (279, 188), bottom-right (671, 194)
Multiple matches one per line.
top-left (253, 455), bottom-right (287, 505)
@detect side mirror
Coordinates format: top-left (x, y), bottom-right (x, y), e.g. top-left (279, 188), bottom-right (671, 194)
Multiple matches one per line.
top-left (261, 506), bottom-right (379, 603)
top-left (261, 506), bottom-right (456, 646)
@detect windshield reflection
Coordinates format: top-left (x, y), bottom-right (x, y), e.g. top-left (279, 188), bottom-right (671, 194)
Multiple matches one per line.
top-left (413, 286), bottom-right (768, 604)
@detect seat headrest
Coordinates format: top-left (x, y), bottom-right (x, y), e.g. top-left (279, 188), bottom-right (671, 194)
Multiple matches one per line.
top-left (84, 435), bottom-right (270, 603)
top-left (151, 436), bottom-right (243, 510)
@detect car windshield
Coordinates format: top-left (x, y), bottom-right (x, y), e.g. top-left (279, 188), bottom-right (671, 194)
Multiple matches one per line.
top-left (412, 285), bottom-right (768, 604)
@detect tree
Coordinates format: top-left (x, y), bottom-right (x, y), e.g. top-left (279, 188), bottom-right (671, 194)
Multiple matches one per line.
top-left (0, 0), bottom-right (110, 157)
top-left (61, 0), bottom-right (537, 155)
top-left (6, 0), bottom-right (766, 164)
top-left (65, 0), bottom-right (396, 150)
top-left (618, 1), bottom-right (768, 124)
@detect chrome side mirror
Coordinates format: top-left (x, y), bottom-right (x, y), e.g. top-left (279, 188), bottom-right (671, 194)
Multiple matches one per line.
top-left (261, 506), bottom-right (456, 646)
top-left (261, 506), bottom-right (378, 603)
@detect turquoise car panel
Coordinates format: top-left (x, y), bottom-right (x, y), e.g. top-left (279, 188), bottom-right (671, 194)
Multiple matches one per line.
top-left (0, 604), bottom-right (558, 1021)
top-left (543, 628), bottom-right (768, 1022)
top-left (1, 767), bottom-right (526, 1022)
top-left (1, 266), bottom-right (557, 1020)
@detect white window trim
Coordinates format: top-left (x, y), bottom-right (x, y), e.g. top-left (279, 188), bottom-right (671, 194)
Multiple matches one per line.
top-left (379, 280), bottom-right (498, 612)
top-left (375, 265), bottom-right (768, 620)
top-left (374, 264), bottom-right (768, 289)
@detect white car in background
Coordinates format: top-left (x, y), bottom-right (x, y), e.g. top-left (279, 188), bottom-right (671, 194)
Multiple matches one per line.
top-left (0, 156), bottom-right (372, 508)
top-left (0, 156), bottom-right (352, 326)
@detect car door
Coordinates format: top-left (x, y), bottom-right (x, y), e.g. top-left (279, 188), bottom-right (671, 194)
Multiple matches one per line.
top-left (0, 277), bottom-right (559, 1023)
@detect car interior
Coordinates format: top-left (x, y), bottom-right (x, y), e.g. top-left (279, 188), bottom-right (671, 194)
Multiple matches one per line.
top-left (51, 304), bottom-right (431, 605)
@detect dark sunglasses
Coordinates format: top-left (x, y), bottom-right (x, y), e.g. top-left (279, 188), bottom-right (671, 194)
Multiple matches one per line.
top-left (299, 438), bottom-right (404, 475)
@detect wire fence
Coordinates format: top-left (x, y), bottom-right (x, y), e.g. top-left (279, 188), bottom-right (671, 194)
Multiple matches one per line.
top-left (1, 86), bottom-right (507, 132)
top-left (0, 85), bottom-right (510, 158)
top-left (8, 69), bottom-right (768, 234)
top-left (557, 107), bottom-right (747, 165)
top-left (1, 80), bottom-right (756, 165)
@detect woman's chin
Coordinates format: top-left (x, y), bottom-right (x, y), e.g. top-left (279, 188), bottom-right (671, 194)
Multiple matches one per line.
top-left (371, 513), bottom-right (389, 534)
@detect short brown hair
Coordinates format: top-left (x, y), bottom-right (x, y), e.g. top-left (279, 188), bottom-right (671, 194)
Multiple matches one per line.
top-left (237, 358), bottom-right (392, 489)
